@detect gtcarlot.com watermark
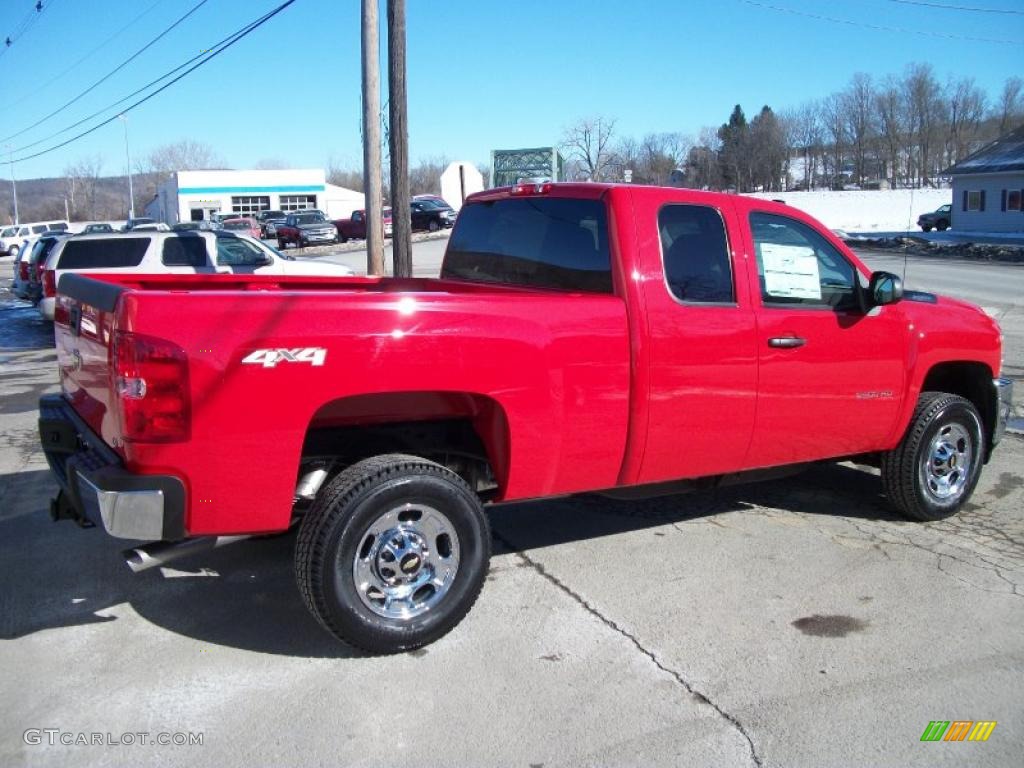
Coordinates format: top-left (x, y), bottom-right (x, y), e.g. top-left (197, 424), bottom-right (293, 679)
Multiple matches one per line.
top-left (24, 729), bottom-right (203, 747)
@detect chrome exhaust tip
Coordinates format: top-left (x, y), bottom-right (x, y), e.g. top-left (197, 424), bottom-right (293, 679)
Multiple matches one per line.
top-left (123, 535), bottom-right (251, 573)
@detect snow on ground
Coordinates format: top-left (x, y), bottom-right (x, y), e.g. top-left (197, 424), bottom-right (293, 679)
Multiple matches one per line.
top-left (744, 189), bottom-right (951, 232)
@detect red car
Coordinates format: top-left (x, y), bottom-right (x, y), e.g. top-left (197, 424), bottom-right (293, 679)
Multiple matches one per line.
top-left (220, 217), bottom-right (261, 240)
top-left (41, 182), bottom-right (1012, 653)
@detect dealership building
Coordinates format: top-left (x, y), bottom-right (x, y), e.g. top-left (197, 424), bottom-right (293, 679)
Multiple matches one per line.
top-left (145, 169), bottom-right (365, 224)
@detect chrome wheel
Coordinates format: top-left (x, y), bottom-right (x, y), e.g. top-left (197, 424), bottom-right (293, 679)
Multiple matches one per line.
top-left (352, 503), bottom-right (460, 619)
top-left (920, 422), bottom-right (972, 503)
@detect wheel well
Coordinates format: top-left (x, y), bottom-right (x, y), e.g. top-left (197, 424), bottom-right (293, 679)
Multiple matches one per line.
top-left (921, 361), bottom-right (996, 450)
top-left (299, 392), bottom-right (510, 498)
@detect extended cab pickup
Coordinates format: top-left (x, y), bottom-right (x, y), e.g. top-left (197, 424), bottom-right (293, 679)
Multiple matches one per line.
top-left (275, 210), bottom-right (338, 249)
top-left (334, 208), bottom-right (393, 241)
top-left (40, 182), bottom-right (1013, 653)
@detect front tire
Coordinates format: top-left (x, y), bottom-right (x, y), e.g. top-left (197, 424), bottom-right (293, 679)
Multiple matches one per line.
top-left (936, 220), bottom-right (949, 231)
top-left (295, 454), bottom-right (491, 654)
top-left (881, 393), bottom-right (984, 521)
top-left (428, 219), bottom-right (440, 232)
top-left (9, 244), bottom-right (19, 258)
top-left (921, 224), bottom-right (933, 232)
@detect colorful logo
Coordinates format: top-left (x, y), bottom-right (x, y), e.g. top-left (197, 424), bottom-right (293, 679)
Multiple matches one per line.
top-left (920, 721), bottom-right (997, 742)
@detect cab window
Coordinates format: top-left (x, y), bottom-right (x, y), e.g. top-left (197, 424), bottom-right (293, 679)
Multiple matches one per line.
top-left (216, 236), bottom-right (269, 267)
top-left (658, 204), bottom-right (734, 303)
top-left (750, 212), bottom-right (858, 311)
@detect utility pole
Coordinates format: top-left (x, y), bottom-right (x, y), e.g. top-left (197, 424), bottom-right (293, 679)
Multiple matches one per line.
top-left (387, 0), bottom-right (411, 277)
top-left (119, 114), bottom-right (135, 220)
top-left (361, 0), bottom-right (385, 276)
top-left (6, 145), bottom-right (19, 224)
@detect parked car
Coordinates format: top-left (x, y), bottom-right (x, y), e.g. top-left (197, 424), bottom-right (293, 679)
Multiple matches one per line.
top-left (221, 217), bottom-right (261, 239)
top-left (171, 221), bottom-right (221, 232)
top-left (410, 199), bottom-right (456, 232)
top-left (80, 223), bottom-right (115, 234)
top-left (130, 223), bottom-right (171, 232)
top-left (256, 210), bottom-right (287, 238)
top-left (917, 204), bottom-right (952, 232)
top-left (23, 232), bottom-right (71, 303)
top-left (413, 194), bottom-right (452, 208)
top-left (40, 182), bottom-right (1012, 653)
top-left (2, 220), bottom-right (66, 256)
top-left (123, 217), bottom-right (157, 231)
top-left (11, 239), bottom-right (34, 298)
top-left (36, 230), bottom-right (355, 321)
top-left (276, 210), bottom-right (338, 248)
top-left (334, 208), bottom-right (393, 241)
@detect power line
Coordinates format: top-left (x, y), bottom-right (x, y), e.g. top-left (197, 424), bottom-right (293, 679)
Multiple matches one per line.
top-left (0, 0), bottom-right (58, 60)
top-left (739, 0), bottom-right (1023, 44)
top-left (887, 0), bottom-right (1024, 14)
top-left (10, 0), bottom-right (297, 164)
top-left (1, 0), bottom-right (211, 143)
top-left (5, 0), bottom-right (166, 113)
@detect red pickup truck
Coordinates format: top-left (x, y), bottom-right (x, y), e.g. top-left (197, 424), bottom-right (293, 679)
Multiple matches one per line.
top-left (334, 208), bottom-right (393, 241)
top-left (39, 182), bottom-right (1013, 653)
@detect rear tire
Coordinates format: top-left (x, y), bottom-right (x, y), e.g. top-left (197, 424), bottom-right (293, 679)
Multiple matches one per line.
top-left (881, 393), bottom-right (983, 521)
top-left (9, 244), bottom-right (19, 258)
top-left (428, 219), bottom-right (440, 232)
top-left (295, 454), bottom-right (491, 654)
top-left (936, 220), bottom-right (949, 231)
top-left (921, 224), bottom-right (933, 232)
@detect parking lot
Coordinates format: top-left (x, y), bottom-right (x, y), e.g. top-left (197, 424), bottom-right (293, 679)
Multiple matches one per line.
top-left (1, 244), bottom-right (1022, 767)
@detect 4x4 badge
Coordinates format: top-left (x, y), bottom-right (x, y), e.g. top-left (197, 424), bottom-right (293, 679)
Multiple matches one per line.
top-left (241, 348), bottom-right (327, 368)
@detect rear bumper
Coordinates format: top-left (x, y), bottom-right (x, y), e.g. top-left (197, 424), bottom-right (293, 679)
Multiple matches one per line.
top-left (992, 377), bottom-right (1013, 448)
top-left (38, 394), bottom-right (186, 540)
top-left (38, 296), bottom-right (55, 320)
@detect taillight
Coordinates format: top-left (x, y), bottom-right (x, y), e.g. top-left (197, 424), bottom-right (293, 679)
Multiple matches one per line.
top-left (43, 269), bottom-right (56, 298)
top-left (511, 177), bottom-right (552, 195)
top-left (18, 261), bottom-right (28, 281)
top-left (36, 261), bottom-right (45, 280)
top-left (54, 296), bottom-right (69, 326)
top-left (111, 331), bottom-right (191, 443)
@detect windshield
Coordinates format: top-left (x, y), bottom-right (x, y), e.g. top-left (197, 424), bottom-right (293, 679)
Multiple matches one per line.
top-left (1, 227), bottom-right (14, 237)
top-left (294, 212), bottom-right (326, 225)
top-left (223, 220), bottom-right (252, 230)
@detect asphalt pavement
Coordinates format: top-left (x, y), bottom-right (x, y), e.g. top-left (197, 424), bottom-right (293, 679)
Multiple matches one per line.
top-left (1, 247), bottom-right (1022, 767)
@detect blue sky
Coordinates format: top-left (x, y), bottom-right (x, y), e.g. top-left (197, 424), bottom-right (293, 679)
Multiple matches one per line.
top-left (1, 0), bottom-right (1021, 179)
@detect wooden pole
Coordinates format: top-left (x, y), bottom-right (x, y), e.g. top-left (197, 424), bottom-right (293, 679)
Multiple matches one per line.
top-left (387, 0), bottom-right (412, 277)
top-left (361, 0), bottom-right (385, 276)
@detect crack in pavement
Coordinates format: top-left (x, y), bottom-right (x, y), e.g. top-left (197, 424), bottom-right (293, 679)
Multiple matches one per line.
top-left (493, 530), bottom-right (764, 768)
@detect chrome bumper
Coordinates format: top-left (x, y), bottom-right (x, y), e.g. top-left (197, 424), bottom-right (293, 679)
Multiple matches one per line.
top-left (39, 394), bottom-right (186, 541)
top-left (993, 377), bottom-right (1013, 447)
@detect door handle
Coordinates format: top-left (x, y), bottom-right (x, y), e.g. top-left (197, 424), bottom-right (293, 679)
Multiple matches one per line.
top-left (768, 336), bottom-right (806, 348)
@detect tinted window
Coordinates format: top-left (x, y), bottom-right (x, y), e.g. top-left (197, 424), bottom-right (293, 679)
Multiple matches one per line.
top-left (162, 236), bottom-right (208, 267)
top-left (48, 222), bottom-right (68, 231)
top-left (442, 197), bottom-right (612, 293)
top-left (32, 225), bottom-right (47, 234)
top-left (750, 212), bottom-right (858, 310)
top-left (216, 236), bottom-right (267, 267)
top-left (2, 227), bottom-right (15, 237)
top-left (658, 205), bottom-right (734, 303)
top-left (58, 238), bottom-right (149, 269)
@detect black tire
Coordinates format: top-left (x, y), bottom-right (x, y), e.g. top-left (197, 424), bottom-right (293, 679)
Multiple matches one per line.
top-left (936, 220), bottom-right (949, 231)
top-left (295, 454), bottom-right (491, 653)
top-left (881, 393), bottom-right (984, 521)
top-left (9, 244), bottom-right (19, 258)
top-left (428, 219), bottom-right (440, 232)
top-left (921, 224), bottom-right (933, 232)
top-left (277, 239), bottom-right (287, 250)
top-left (298, 238), bottom-right (307, 249)
top-left (338, 232), bottom-right (347, 243)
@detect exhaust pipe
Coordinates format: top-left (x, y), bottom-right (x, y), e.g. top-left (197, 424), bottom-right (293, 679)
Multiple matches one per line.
top-left (123, 535), bottom-right (251, 573)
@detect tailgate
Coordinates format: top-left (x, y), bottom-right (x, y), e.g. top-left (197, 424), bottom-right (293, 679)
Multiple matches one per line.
top-left (53, 275), bottom-right (124, 450)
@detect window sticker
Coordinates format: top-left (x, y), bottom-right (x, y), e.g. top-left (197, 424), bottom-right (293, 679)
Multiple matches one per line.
top-left (761, 243), bottom-right (821, 300)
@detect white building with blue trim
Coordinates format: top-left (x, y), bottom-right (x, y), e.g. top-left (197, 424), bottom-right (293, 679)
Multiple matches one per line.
top-left (145, 168), bottom-right (365, 224)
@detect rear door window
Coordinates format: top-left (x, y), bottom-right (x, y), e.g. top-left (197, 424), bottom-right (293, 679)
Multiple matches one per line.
top-left (162, 235), bottom-right (209, 267)
top-left (57, 238), bottom-right (149, 269)
top-left (442, 197), bottom-right (612, 293)
top-left (31, 225), bottom-right (47, 234)
top-left (658, 204), bottom-right (734, 303)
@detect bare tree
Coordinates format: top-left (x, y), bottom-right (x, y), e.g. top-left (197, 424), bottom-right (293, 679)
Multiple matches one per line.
top-left (904, 63), bottom-right (944, 186)
top-left (562, 117), bottom-right (617, 181)
top-left (408, 155), bottom-right (449, 196)
top-left (782, 102), bottom-right (823, 189)
top-left (946, 77), bottom-right (986, 166)
top-left (875, 76), bottom-right (906, 188)
top-left (996, 76), bottom-right (1023, 136)
top-left (68, 155), bottom-right (104, 219)
top-left (842, 73), bottom-right (877, 186)
top-left (253, 157), bottom-right (291, 169)
top-left (820, 94), bottom-right (847, 187)
top-left (145, 139), bottom-right (224, 176)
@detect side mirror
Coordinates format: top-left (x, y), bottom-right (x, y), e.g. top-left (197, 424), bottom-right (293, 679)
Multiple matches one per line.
top-left (869, 271), bottom-right (903, 306)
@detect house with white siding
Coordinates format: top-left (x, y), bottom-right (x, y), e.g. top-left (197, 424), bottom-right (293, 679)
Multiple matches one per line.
top-left (944, 126), bottom-right (1024, 233)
